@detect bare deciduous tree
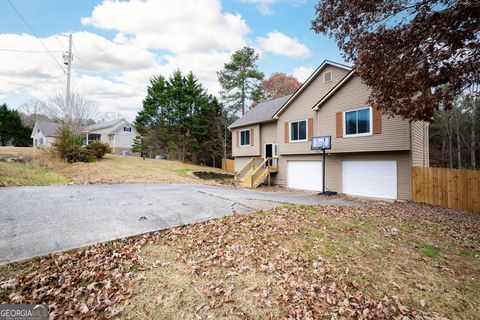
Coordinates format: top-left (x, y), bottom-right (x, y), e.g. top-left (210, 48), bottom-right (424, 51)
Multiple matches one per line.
top-left (17, 99), bottom-right (49, 128)
top-left (45, 92), bottom-right (98, 133)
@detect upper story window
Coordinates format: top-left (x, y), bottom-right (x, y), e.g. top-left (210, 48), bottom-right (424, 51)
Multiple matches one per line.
top-left (240, 129), bottom-right (250, 146)
top-left (123, 126), bottom-right (132, 132)
top-left (344, 107), bottom-right (372, 136)
top-left (290, 120), bottom-right (307, 142)
top-left (323, 71), bottom-right (332, 83)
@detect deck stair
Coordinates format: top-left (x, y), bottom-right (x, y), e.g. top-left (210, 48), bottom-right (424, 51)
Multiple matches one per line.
top-left (235, 157), bottom-right (278, 188)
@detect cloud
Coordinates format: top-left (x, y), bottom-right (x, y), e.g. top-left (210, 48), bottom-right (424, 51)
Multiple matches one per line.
top-left (257, 31), bottom-right (310, 57)
top-left (0, 0), bottom-right (254, 119)
top-left (291, 66), bottom-right (314, 82)
top-left (81, 0), bottom-right (249, 53)
top-left (71, 31), bottom-right (157, 71)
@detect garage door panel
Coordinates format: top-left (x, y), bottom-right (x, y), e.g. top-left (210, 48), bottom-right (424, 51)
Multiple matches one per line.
top-left (342, 160), bottom-right (397, 199)
top-left (288, 161), bottom-right (323, 191)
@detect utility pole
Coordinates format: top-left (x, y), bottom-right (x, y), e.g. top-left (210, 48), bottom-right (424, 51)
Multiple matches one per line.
top-left (63, 34), bottom-right (73, 119)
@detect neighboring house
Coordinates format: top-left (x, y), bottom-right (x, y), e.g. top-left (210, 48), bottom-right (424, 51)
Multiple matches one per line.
top-left (31, 120), bottom-right (60, 147)
top-left (229, 60), bottom-right (429, 200)
top-left (84, 119), bottom-right (138, 154)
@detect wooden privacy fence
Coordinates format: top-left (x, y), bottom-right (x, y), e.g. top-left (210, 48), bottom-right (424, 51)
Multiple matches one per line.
top-left (222, 158), bottom-right (235, 173)
top-left (412, 166), bottom-right (480, 213)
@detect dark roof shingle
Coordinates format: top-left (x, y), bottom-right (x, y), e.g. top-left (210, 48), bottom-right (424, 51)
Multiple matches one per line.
top-left (229, 94), bottom-right (291, 129)
top-left (37, 120), bottom-right (60, 137)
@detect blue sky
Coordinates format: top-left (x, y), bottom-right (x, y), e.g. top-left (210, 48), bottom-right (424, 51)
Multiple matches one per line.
top-left (0, 0), bottom-right (346, 118)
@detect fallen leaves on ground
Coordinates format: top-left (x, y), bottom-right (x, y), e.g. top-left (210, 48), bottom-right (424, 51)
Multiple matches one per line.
top-left (0, 236), bottom-right (157, 318)
top-left (1, 201), bottom-right (479, 319)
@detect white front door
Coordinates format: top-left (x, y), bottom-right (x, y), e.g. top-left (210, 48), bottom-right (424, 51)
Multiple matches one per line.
top-left (287, 161), bottom-right (323, 191)
top-left (342, 160), bottom-right (397, 199)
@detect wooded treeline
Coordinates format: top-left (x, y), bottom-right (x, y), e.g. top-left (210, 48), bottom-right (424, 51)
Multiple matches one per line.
top-left (430, 88), bottom-right (479, 170)
top-left (134, 71), bottom-right (225, 166)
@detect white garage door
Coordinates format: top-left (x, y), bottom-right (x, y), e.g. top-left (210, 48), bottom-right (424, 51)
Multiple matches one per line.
top-left (287, 161), bottom-right (323, 191)
top-left (342, 160), bottom-right (397, 199)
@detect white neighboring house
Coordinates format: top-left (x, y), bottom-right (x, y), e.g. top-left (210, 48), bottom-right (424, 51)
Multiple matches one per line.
top-left (84, 119), bottom-right (138, 154)
top-left (31, 120), bottom-right (60, 147)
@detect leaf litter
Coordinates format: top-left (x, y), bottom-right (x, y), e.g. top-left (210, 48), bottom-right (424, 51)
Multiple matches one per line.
top-left (1, 201), bottom-right (479, 319)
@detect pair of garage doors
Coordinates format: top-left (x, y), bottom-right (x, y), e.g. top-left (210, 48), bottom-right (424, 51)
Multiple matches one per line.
top-left (287, 160), bottom-right (397, 199)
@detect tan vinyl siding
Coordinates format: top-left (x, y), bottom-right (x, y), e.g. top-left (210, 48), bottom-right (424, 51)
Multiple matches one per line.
top-left (317, 76), bottom-right (410, 153)
top-left (277, 65), bottom-right (350, 155)
top-left (231, 124), bottom-right (260, 157)
top-left (411, 121), bottom-right (430, 167)
top-left (272, 151), bottom-right (412, 200)
top-left (260, 122), bottom-right (277, 156)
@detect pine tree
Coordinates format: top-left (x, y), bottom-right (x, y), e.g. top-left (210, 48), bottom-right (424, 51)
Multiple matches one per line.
top-left (0, 103), bottom-right (32, 146)
top-left (134, 71), bottom-right (226, 165)
top-left (217, 47), bottom-right (264, 116)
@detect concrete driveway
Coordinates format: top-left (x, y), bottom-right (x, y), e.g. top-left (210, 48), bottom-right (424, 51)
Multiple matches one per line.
top-left (0, 184), bottom-right (355, 264)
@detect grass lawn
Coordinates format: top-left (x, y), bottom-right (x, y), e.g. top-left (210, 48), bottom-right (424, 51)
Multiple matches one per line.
top-left (0, 147), bottom-right (232, 186)
top-left (0, 162), bottom-right (67, 186)
top-left (1, 202), bottom-right (478, 319)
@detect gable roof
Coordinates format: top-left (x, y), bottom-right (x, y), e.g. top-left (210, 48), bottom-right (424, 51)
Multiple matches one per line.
top-left (272, 60), bottom-right (351, 118)
top-left (312, 71), bottom-right (355, 111)
top-left (110, 120), bottom-right (137, 135)
top-left (84, 119), bottom-right (125, 132)
top-left (229, 94), bottom-right (292, 129)
top-left (35, 120), bottom-right (60, 137)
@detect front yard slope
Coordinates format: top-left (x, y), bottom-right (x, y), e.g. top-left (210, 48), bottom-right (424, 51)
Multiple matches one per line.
top-left (1, 202), bottom-right (479, 319)
top-left (0, 162), bottom-right (67, 186)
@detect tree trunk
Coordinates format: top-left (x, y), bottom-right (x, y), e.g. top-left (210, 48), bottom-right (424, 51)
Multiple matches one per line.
top-left (241, 64), bottom-right (246, 115)
top-left (472, 98), bottom-right (477, 169)
top-left (456, 110), bottom-right (462, 169)
top-left (445, 111), bottom-right (453, 168)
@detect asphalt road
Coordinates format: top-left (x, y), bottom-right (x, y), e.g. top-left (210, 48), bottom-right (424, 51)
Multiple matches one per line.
top-left (0, 184), bottom-right (355, 264)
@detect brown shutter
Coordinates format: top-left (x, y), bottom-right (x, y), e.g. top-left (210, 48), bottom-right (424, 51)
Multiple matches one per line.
top-left (307, 118), bottom-right (314, 141)
top-left (284, 122), bottom-right (289, 143)
top-left (336, 112), bottom-right (343, 138)
top-left (373, 108), bottom-right (382, 134)
top-left (236, 130), bottom-right (239, 147)
top-left (250, 128), bottom-right (254, 146)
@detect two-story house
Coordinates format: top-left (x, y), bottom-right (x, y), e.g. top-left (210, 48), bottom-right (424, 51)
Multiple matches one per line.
top-left (229, 61), bottom-right (429, 200)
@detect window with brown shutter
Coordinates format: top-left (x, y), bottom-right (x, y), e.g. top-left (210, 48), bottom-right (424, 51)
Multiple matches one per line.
top-left (373, 108), bottom-right (382, 134)
top-left (250, 128), bottom-right (254, 146)
top-left (336, 112), bottom-right (343, 138)
top-left (236, 130), bottom-right (239, 147)
top-left (308, 118), bottom-right (314, 141)
top-left (284, 122), bottom-right (289, 143)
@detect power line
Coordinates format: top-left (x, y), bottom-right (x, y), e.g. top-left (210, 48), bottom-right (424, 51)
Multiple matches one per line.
top-left (72, 42), bottom-right (98, 71)
top-left (6, 0), bottom-right (65, 74)
top-left (73, 54), bottom-right (97, 71)
top-left (0, 48), bottom-right (63, 53)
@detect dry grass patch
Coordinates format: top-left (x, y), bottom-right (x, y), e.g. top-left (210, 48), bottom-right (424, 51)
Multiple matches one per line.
top-left (0, 162), bottom-right (67, 186)
top-left (295, 205), bottom-right (480, 319)
top-left (124, 244), bottom-right (280, 320)
top-left (55, 154), bottom-right (232, 185)
top-left (0, 147), bottom-right (232, 186)
top-left (123, 203), bottom-right (479, 319)
top-left (1, 202), bottom-right (478, 319)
